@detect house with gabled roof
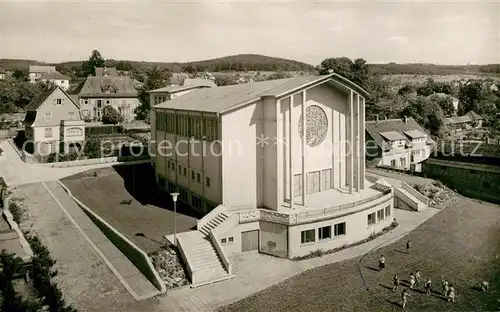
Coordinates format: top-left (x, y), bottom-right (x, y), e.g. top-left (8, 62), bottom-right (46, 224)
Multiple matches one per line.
top-left (24, 86), bottom-right (85, 155)
top-left (443, 110), bottom-right (484, 131)
top-left (39, 71), bottom-right (70, 91)
top-left (77, 76), bottom-right (139, 121)
top-left (29, 65), bottom-right (56, 83)
top-left (365, 116), bottom-right (434, 171)
top-left (151, 73), bottom-right (406, 286)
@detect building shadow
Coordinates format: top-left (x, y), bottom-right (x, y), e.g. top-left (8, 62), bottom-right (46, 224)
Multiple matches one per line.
top-left (379, 283), bottom-right (394, 291)
top-left (385, 299), bottom-right (401, 309)
top-left (112, 163), bottom-right (203, 220)
top-left (393, 249), bottom-right (407, 254)
top-left (364, 266), bottom-right (379, 272)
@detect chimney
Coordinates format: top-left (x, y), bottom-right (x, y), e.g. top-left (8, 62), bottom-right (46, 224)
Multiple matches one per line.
top-left (404, 116), bottom-right (408, 124)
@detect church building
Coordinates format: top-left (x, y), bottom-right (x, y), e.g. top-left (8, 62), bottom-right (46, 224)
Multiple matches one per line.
top-left (152, 73), bottom-right (395, 286)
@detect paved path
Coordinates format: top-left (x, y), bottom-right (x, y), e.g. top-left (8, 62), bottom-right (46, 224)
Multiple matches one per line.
top-left (11, 182), bottom-right (167, 312)
top-left (0, 139), bottom-right (138, 186)
top-left (164, 207), bottom-right (440, 311)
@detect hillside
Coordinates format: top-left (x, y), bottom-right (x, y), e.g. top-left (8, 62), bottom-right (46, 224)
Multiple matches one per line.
top-left (371, 63), bottom-right (500, 76)
top-left (0, 54), bottom-right (315, 73)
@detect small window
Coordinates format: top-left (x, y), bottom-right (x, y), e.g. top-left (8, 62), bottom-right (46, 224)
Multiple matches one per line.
top-left (44, 127), bottom-right (52, 138)
top-left (56, 98), bottom-right (62, 105)
top-left (221, 238), bottom-right (227, 244)
top-left (385, 205), bottom-right (391, 217)
top-left (301, 229), bottom-right (315, 244)
top-left (68, 112), bottom-right (75, 119)
top-left (106, 100), bottom-right (110, 104)
top-left (60, 80), bottom-right (64, 84)
top-left (167, 162), bottom-right (171, 170)
top-left (84, 100), bottom-right (88, 105)
top-left (368, 213), bottom-right (376, 225)
top-left (183, 167), bottom-right (187, 177)
top-left (228, 237), bottom-right (234, 243)
top-left (178, 165), bottom-right (182, 174)
top-left (197, 173), bottom-right (201, 183)
top-left (377, 209), bottom-right (385, 221)
top-left (318, 226), bottom-right (331, 240)
top-left (44, 112), bottom-right (52, 121)
top-left (171, 162), bottom-right (175, 172)
top-left (334, 222), bottom-right (346, 236)
top-left (206, 177), bottom-right (211, 188)
top-left (390, 160), bottom-right (396, 167)
top-left (191, 171), bottom-right (195, 180)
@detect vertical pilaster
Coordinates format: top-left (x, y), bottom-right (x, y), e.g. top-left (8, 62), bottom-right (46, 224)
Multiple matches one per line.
top-left (289, 96), bottom-right (294, 209)
top-left (360, 97), bottom-right (366, 189)
top-left (349, 91), bottom-right (354, 194)
top-left (276, 99), bottom-right (283, 209)
top-left (355, 93), bottom-right (360, 192)
top-left (301, 91), bottom-right (306, 206)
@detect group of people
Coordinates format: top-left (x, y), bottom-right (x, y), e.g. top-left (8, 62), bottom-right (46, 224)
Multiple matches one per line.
top-left (377, 240), bottom-right (457, 309)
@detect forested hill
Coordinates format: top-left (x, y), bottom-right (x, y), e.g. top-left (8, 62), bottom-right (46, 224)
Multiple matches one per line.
top-left (0, 54), bottom-right (315, 73)
top-left (370, 63), bottom-right (500, 75)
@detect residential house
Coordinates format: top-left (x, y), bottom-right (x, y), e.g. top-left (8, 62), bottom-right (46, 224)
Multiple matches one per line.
top-left (0, 70), bottom-right (6, 80)
top-left (29, 65), bottom-right (56, 83)
top-left (95, 67), bottom-right (119, 77)
top-left (443, 111), bottom-right (484, 131)
top-left (152, 73), bottom-right (397, 285)
top-left (24, 86), bottom-right (85, 155)
top-left (149, 78), bottom-right (217, 106)
top-left (197, 71), bottom-right (216, 82)
top-left (39, 71), bottom-right (70, 91)
top-left (365, 117), bottom-right (434, 172)
top-left (77, 76), bottom-right (139, 122)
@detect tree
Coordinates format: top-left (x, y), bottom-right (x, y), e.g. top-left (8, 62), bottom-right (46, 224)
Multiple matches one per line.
top-left (135, 67), bottom-right (172, 121)
top-left (82, 49), bottom-right (106, 76)
top-left (402, 96), bottom-right (445, 136)
top-left (398, 85), bottom-right (414, 96)
top-left (428, 94), bottom-right (455, 116)
top-left (350, 58), bottom-right (370, 89)
top-left (102, 105), bottom-right (123, 124)
top-left (12, 70), bottom-right (26, 81)
top-left (458, 81), bottom-right (485, 115)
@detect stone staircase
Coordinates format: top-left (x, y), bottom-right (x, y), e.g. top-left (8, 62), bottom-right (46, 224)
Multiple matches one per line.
top-left (198, 212), bottom-right (229, 236)
top-left (176, 231), bottom-right (233, 287)
top-left (394, 185), bottom-right (428, 211)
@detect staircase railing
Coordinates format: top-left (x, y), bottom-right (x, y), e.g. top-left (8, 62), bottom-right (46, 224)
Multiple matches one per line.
top-left (209, 231), bottom-right (232, 275)
top-left (197, 204), bottom-right (226, 232)
top-left (400, 181), bottom-right (429, 206)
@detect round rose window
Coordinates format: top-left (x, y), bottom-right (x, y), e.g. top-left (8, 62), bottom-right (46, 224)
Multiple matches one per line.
top-left (298, 104), bottom-right (328, 147)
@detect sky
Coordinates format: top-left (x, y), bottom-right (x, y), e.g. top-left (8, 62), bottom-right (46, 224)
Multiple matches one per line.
top-left (0, 0), bottom-right (499, 65)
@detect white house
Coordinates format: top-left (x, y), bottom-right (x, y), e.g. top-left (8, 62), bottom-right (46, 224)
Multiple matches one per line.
top-left (77, 76), bottom-right (139, 121)
top-left (152, 74), bottom-right (401, 286)
top-left (29, 65), bottom-right (56, 83)
top-left (24, 86), bottom-right (85, 155)
top-left (40, 71), bottom-right (70, 91)
top-left (365, 117), bottom-right (434, 172)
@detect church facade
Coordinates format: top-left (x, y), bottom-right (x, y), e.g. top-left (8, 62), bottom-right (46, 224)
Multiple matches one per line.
top-left (152, 73), bottom-right (394, 260)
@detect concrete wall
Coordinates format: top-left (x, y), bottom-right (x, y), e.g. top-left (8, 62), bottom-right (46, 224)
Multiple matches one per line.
top-left (221, 101), bottom-right (262, 210)
top-left (422, 159), bottom-right (500, 204)
top-left (218, 221), bottom-right (260, 256)
top-left (287, 196), bottom-right (393, 258)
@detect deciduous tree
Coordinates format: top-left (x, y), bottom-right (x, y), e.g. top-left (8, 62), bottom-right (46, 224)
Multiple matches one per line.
top-left (102, 105), bottom-right (123, 124)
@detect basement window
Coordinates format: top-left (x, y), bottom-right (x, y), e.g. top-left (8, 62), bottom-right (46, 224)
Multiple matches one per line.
top-left (228, 237), bottom-right (234, 243)
top-left (221, 238), bottom-right (227, 244)
top-left (368, 213), bottom-right (376, 225)
top-left (318, 226), bottom-right (331, 240)
top-left (301, 229), bottom-right (315, 244)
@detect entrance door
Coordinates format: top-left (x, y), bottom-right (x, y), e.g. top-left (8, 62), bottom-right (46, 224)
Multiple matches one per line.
top-left (241, 230), bottom-right (259, 252)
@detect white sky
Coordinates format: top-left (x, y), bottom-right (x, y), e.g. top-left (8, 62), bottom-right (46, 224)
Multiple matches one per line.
top-left (0, 0), bottom-right (499, 65)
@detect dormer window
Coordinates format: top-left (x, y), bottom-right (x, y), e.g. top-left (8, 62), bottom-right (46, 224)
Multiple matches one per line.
top-left (56, 98), bottom-right (62, 105)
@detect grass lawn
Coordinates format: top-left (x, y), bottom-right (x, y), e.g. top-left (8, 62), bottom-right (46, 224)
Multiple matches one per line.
top-left (219, 196), bottom-right (500, 312)
top-left (60, 165), bottom-right (199, 254)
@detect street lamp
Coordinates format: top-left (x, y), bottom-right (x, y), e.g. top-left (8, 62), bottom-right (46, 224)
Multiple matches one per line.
top-left (171, 193), bottom-right (179, 247)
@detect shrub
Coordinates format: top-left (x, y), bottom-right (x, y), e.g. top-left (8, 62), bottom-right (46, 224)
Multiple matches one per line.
top-left (102, 105), bottom-right (124, 125)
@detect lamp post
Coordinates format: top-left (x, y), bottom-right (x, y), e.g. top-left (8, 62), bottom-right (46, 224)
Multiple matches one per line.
top-left (171, 193), bottom-right (179, 247)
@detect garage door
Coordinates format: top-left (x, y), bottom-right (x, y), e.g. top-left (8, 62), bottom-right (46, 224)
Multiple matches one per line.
top-left (241, 230), bottom-right (259, 252)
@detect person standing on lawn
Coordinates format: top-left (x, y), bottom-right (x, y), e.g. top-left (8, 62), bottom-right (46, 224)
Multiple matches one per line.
top-left (425, 278), bottom-right (432, 295)
top-left (401, 289), bottom-right (409, 309)
top-left (379, 255), bottom-right (386, 271)
top-left (409, 273), bottom-right (416, 290)
top-left (406, 240), bottom-right (412, 254)
top-left (443, 279), bottom-right (449, 296)
top-left (393, 273), bottom-right (400, 292)
top-left (415, 270), bottom-right (421, 287)
top-left (448, 285), bottom-right (455, 302)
